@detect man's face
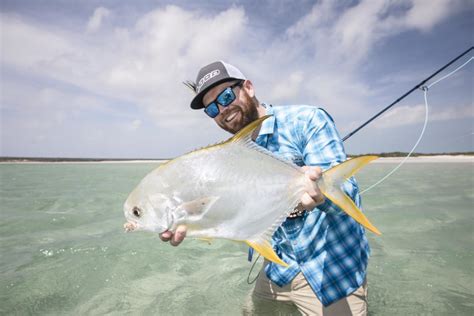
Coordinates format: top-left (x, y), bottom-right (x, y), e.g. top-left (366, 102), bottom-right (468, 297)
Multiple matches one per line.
top-left (202, 80), bottom-right (260, 134)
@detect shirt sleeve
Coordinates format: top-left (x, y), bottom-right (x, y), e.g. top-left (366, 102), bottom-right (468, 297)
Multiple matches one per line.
top-left (300, 108), bottom-right (361, 215)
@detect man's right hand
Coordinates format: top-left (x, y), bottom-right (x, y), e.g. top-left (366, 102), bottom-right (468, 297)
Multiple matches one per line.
top-left (159, 225), bottom-right (187, 246)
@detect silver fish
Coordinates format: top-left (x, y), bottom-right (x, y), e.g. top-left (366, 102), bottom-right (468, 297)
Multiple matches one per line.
top-left (123, 116), bottom-right (380, 266)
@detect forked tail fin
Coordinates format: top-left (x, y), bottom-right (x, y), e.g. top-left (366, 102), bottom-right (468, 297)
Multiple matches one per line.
top-left (320, 156), bottom-right (381, 235)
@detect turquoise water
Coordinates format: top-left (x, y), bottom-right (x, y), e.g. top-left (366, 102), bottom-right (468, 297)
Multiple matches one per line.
top-left (0, 162), bottom-right (473, 315)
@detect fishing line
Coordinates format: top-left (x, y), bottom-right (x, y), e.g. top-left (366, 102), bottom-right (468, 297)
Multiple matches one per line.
top-left (360, 55), bottom-right (473, 195)
top-left (246, 253), bottom-right (261, 284)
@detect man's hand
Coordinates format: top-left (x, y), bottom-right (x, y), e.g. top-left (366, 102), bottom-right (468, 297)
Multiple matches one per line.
top-left (159, 225), bottom-right (187, 246)
top-left (300, 166), bottom-right (325, 210)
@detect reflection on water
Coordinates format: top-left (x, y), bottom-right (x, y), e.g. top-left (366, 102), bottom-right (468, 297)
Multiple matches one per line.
top-left (0, 163), bottom-right (473, 315)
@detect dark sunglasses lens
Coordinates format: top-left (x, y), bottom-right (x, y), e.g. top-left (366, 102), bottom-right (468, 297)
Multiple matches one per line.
top-left (217, 88), bottom-right (235, 107)
top-left (204, 103), bottom-right (219, 118)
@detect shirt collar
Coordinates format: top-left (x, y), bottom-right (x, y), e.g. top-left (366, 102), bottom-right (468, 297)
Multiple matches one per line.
top-left (257, 103), bottom-right (275, 136)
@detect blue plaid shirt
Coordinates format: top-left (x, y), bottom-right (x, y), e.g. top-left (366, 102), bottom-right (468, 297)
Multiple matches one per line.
top-left (255, 104), bottom-right (370, 306)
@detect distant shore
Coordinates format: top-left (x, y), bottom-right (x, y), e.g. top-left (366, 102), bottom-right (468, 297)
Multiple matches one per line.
top-left (0, 159), bottom-right (169, 164)
top-left (372, 155), bottom-right (474, 163)
top-left (1, 155), bottom-right (473, 164)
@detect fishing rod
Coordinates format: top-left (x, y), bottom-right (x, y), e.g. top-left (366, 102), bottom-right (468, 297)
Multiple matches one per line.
top-left (342, 46), bottom-right (474, 142)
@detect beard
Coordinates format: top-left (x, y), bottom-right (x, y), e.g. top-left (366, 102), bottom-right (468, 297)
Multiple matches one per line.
top-left (218, 91), bottom-right (260, 134)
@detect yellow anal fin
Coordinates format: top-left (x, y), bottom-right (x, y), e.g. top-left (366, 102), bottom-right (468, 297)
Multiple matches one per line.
top-left (245, 239), bottom-right (288, 267)
top-left (197, 237), bottom-right (213, 245)
top-left (323, 188), bottom-right (381, 235)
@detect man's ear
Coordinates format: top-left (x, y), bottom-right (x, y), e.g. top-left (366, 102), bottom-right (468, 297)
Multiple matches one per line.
top-left (243, 80), bottom-right (255, 98)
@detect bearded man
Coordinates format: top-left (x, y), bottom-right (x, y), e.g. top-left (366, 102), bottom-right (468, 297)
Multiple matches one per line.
top-left (160, 61), bottom-right (369, 316)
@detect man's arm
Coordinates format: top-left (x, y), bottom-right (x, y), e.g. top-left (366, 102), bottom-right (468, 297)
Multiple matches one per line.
top-left (301, 108), bottom-right (360, 215)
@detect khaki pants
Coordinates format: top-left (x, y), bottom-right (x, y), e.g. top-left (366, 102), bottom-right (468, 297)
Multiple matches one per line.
top-left (243, 266), bottom-right (368, 316)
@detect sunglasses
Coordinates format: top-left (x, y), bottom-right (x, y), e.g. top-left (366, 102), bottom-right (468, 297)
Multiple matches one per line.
top-left (204, 81), bottom-right (243, 118)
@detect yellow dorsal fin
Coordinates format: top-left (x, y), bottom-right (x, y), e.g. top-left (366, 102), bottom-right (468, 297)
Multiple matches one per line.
top-left (156, 115), bottom-right (273, 170)
top-left (231, 115), bottom-right (272, 143)
top-left (245, 239), bottom-right (288, 267)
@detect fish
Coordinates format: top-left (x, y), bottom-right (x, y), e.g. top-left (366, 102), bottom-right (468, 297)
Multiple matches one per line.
top-left (123, 115), bottom-right (380, 267)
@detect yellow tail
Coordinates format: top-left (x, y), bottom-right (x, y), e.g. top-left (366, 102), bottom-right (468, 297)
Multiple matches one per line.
top-left (320, 156), bottom-right (381, 235)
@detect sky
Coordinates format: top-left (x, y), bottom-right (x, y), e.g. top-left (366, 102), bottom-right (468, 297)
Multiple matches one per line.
top-left (1, 0), bottom-right (473, 158)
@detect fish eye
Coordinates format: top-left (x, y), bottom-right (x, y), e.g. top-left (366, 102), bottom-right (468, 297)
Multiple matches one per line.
top-left (132, 207), bottom-right (142, 218)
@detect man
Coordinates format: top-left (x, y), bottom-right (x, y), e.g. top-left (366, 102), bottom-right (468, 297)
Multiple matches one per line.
top-left (160, 61), bottom-right (369, 315)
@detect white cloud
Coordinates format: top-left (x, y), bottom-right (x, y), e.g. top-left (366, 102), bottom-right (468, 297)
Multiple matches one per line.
top-left (86, 7), bottom-right (111, 33)
top-left (1, 6), bottom-right (248, 123)
top-left (270, 71), bottom-right (304, 100)
top-left (403, 0), bottom-right (456, 31)
top-left (373, 103), bottom-right (474, 128)
top-left (1, 15), bottom-right (73, 69)
top-left (129, 119), bottom-right (142, 131)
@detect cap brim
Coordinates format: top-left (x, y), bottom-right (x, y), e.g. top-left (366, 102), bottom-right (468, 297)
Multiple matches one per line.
top-left (190, 78), bottom-right (236, 109)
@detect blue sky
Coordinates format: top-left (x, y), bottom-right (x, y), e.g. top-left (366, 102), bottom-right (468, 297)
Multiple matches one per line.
top-left (1, 0), bottom-right (473, 158)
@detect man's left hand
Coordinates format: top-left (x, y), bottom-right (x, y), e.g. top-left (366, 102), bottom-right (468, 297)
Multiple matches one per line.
top-left (300, 166), bottom-right (325, 210)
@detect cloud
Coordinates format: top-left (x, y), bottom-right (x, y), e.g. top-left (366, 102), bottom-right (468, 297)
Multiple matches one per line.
top-left (2, 1), bottom-right (461, 118)
top-left (1, 6), bottom-right (248, 122)
top-left (284, 0), bottom-right (463, 65)
top-left (86, 7), bottom-right (111, 33)
top-left (403, 0), bottom-right (457, 31)
top-left (373, 103), bottom-right (474, 128)
top-left (128, 119), bottom-right (142, 131)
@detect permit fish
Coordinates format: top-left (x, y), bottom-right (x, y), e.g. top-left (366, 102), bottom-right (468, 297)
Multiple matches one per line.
top-left (123, 115), bottom-right (380, 267)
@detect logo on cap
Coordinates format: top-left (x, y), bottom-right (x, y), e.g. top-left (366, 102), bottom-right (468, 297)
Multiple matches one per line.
top-left (197, 69), bottom-right (220, 92)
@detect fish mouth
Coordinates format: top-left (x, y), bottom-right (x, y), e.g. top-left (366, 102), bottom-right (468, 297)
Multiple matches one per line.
top-left (123, 221), bottom-right (138, 232)
top-left (123, 221), bottom-right (169, 234)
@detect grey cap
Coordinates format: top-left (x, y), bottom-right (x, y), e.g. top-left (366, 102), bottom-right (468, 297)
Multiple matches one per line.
top-left (188, 61), bottom-right (246, 109)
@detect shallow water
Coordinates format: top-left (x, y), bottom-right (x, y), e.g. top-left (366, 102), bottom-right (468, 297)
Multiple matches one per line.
top-left (0, 162), bottom-right (473, 315)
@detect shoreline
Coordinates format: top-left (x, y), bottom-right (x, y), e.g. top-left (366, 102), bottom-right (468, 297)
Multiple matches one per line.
top-left (1, 155), bottom-right (473, 164)
top-left (371, 155), bottom-right (474, 163)
top-left (0, 159), bottom-right (169, 164)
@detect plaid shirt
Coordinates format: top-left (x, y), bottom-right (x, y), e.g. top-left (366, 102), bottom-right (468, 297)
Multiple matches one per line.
top-left (255, 104), bottom-right (370, 306)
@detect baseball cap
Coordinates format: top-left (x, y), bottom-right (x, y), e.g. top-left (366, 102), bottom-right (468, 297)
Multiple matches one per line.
top-left (188, 61), bottom-right (246, 109)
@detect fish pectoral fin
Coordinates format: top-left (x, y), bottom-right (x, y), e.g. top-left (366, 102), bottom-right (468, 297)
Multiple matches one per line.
top-left (178, 196), bottom-right (219, 221)
top-left (323, 187), bottom-right (381, 235)
top-left (245, 239), bottom-right (288, 267)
